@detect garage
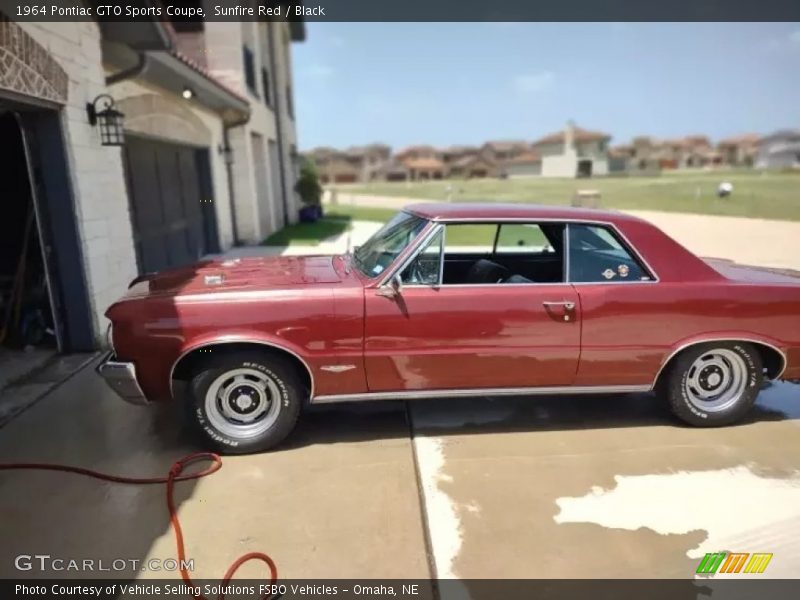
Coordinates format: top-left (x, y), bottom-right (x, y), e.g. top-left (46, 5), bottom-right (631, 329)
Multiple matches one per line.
top-left (123, 136), bottom-right (219, 274)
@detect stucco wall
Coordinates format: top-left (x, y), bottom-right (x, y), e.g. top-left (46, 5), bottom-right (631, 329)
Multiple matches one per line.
top-left (108, 77), bottom-right (235, 250)
top-left (203, 19), bottom-right (299, 243)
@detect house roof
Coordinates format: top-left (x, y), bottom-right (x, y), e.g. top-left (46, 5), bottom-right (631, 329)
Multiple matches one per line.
top-left (506, 151), bottom-right (541, 165)
top-left (717, 134), bottom-right (760, 147)
top-left (402, 157), bottom-right (446, 170)
top-left (451, 154), bottom-right (495, 168)
top-left (532, 126), bottom-right (610, 146)
top-left (345, 143), bottom-right (391, 156)
top-left (759, 129), bottom-right (800, 143)
top-left (441, 145), bottom-right (479, 155)
top-left (482, 140), bottom-right (529, 152)
top-left (404, 202), bottom-right (643, 224)
top-left (396, 144), bottom-right (439, 156)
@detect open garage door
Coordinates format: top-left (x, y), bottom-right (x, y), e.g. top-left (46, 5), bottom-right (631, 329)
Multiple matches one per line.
top-left (123, 137), bottom-right (219, 274)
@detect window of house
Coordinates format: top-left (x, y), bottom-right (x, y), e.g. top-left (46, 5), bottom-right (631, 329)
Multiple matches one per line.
top-left (567, 224), bottom-right (653, 283)
top-left (243, 46), bottom-right (258, 97)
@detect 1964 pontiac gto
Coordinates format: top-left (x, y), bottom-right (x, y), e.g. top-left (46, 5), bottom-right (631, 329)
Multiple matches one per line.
top-left (97, 203), bottom-right (800, 453)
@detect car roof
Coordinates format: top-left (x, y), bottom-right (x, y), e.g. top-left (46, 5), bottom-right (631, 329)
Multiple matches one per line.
top-left (403, 202), bottom-right (644, 224)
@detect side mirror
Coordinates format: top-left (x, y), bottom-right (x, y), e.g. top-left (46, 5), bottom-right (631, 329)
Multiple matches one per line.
top-left (377, 274), bottom-right (402, 298)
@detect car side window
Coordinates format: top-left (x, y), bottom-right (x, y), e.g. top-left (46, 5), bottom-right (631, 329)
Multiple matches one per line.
top-left (568, 224), bottom-right (653, 282)
top-left (496, 224), bottom-right (554, 254)
top-left (400, 229), bottom-right (443, 285)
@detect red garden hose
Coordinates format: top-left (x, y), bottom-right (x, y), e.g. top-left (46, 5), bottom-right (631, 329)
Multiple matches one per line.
top-left (0, 452), bottom-right (278, 600)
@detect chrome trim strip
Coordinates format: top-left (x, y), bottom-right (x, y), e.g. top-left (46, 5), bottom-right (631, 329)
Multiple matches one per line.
top-left (168, 338), bottom-right (316, 400)
top-left (321, 364), bottom-right (357, 373)
top-left (651, 337), bottom-right (789, 385)
top-left (312, 384), bottom-right (651, 404)
top-left (96, 352), bottom-right (149, 406)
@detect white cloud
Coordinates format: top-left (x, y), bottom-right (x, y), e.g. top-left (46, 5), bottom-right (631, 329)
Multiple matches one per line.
top-left (512, 71), bottom-right (555, 94)
top-left (790, 29), bottom-right (800, 44)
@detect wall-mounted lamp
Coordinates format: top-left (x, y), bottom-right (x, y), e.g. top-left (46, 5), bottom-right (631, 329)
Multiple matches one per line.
top-left (217, 143), bottom-right (233, 166)
top-left (182, 87), bottom-right (195, 100)
top-left (86, 94), bottom-right (125, 146)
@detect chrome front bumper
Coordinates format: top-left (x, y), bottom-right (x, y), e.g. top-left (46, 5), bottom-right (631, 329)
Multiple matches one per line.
top-left (96, 352), bottom-right (149, 405)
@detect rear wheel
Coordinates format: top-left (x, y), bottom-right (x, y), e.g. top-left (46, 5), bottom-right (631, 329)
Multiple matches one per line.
top-left (186, 351), bottom-right (303, 454)
top-left (660, 342), bottom-right (762, 426)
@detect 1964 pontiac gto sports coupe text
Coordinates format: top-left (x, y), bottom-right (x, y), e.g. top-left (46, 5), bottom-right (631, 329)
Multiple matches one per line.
top-left (98, 203), bottom-right (800, 453)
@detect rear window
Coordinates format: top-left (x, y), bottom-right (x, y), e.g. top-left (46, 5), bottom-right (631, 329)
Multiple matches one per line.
top-left (568, 224), bottom-right (653, 282)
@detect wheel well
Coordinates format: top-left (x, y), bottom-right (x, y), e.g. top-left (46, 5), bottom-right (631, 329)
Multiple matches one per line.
top-left (656, 340), bottom-right (786, 387)
top-left (170, 342), bottom-right (313, 398)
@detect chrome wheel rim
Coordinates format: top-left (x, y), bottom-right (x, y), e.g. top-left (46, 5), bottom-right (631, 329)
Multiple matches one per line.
top-left (205, 368), bottom-right (281, 438)
top-left (684, 349), bottom-right (747, 412)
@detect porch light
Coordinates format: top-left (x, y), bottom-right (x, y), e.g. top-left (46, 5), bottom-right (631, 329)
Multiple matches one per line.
top-left (86, 94), bottom-right (125, 146)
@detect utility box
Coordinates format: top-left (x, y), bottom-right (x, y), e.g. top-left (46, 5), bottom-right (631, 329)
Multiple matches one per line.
top-left (572, 189), bottom-right (601, 208)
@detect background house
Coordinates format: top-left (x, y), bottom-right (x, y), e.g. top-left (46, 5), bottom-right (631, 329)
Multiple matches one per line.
top-left (506, 151), bottom-right (542, 178)
top-left (532, 122), bottom-right (611, 178)
top-left (756, 129), bottom-right (800, 170)
top-left (346, 143), bottom-right (392, 181)
top-left (395, 145), bottom-right (445, 180)
top-left (447, 154), bottom-right (497, 178)
top-left (479, 140), bottom-right (529, 176)
top-left (718, 134), bottom-right (760, 167)
top-left (0, 10), bottom-right (303, 357)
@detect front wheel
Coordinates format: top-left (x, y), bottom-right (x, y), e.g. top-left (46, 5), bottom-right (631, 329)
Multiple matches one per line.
top-left (660, 342), bottom-right (763, 427)
top-left (186, 351), bottom-right (304, 454)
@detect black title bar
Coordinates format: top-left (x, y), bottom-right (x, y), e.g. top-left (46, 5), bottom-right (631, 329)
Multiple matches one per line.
top-left (2, 0), bottom-right (800, 22)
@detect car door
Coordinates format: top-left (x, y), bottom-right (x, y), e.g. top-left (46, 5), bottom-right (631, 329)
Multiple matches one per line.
top-left (363, 222), bottom-right (581, 392)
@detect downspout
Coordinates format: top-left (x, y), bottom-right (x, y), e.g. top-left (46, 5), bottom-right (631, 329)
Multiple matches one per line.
top-left (268, 24), bottom-right (291, 228)
top-left (223, 113), bottom-right (251, 246)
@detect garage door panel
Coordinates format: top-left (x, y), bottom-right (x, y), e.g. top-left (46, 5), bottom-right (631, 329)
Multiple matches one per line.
top-left (124, 137), bottom-right (216, 274)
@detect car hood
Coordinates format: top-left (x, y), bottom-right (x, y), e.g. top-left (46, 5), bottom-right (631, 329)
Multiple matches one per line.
top-left (124, 255), bottom-right (344, 298)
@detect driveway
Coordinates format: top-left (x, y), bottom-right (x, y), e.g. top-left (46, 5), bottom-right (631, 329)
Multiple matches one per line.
top-left (1, 215), bottom-right (799, 593)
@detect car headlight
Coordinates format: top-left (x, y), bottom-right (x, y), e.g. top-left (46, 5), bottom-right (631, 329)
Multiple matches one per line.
top-left (106, 323), bottom-right (115, 354)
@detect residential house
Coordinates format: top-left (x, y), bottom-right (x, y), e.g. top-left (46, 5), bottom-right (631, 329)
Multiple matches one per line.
top-left (717, 134), bottom-right (760, 167)
top-left (479, 140), bottom-right (529, 176)
top-left (506, 152), bottom-right (542, 178)
top-left (532, 122), bottom-right (611, 178)
top-left (447, 154), bottom-right (497, 178)
top-left (0, 12), bottom-right (303, 354)
top-left (395, 145), bottom-right (446, 180)
top-left (345, 143), bottom-right (392, 181)
top-left (306, 147), bottom-right (361, 184)
top-left (756, 129), bottom-right (800, 169)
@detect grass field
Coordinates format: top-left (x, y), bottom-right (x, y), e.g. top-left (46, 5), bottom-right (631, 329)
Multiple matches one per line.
top-left (262, 204), bottom-right (494, 246)
top-left (341, 170), bottom-right (800, 221)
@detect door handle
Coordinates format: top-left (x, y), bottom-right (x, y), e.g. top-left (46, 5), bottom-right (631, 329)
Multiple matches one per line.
top-left (542, 301), bottom-right (575, 310)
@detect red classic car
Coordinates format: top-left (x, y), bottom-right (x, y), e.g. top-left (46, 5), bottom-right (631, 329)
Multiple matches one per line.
top-left (98, 203), bottom-right (800, 453)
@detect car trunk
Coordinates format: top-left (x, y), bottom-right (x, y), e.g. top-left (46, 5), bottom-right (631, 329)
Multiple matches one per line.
top-left (704, 258), bottom-right (800, 285)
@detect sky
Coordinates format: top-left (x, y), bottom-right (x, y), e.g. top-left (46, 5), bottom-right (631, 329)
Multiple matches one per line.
top-left (291, 22), bottom-right (800, 150)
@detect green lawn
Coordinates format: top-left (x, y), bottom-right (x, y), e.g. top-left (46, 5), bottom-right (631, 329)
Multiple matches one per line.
top-left (263, 215), bottom-right (350, 246)
top-left (341, 170), bottom-right (800, 221)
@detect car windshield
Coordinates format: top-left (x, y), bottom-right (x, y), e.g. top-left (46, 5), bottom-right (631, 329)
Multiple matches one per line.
top-left (353, 212), bottom-right (428, 278)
